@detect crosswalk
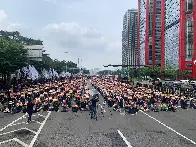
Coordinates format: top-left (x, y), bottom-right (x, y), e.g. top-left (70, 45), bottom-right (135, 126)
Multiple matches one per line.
top-left (0, 111), bottom-right (51, 147)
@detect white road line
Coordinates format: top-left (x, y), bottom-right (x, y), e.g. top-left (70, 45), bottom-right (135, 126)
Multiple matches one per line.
top-left (37, 114), bottom-right (46, 118)
top-left (31, 120), bottom-right (42, 125)
top-left (10, 122), bottom-right (28, 126)
top-left (24, 127), bottom-right (37, 134)
top-left (0, 127), bottom-right (36, 136)
top-left (117, 130), bottom-right (132, 147)
top-left (13, 138), bottom-right (28, 147)
top-left (140, 110), bottom-right (196, 145)
top-left (29, 111), bottom-right (51, 147)
top-left (0, 139), bottom-right (14, 145)
top-left (0, 114), bottom-right (27, 131)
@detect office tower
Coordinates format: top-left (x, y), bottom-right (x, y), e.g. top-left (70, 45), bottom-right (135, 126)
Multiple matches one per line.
top-left (122, 9), bottom-right (138, 69)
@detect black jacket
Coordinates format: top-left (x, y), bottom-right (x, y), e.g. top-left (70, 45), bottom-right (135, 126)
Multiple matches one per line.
top-left (27, 102), bottom-right (34, 112)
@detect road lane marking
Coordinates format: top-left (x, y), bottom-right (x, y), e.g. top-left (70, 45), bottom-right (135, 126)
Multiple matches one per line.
top-left (10, 122), bottom-right (28, 126)
top-left (117, 130), bottom-right (132, 147)
top-left (37, 114), bottom-right (46, 118)
top-left (24, 127), bottom-right (37, 134)
top-left (0, 139), bottom-right (14, 145)
top-left (140, 110), bottom-right (196, 145)
top-left (0, 128), bottom-right (36, 136)
top-left (0, 114), bottom-right (27, 131)
top-left (29, 111), bottom-right (51, 147)
top-left (13, 138), bottom-right (28, 147)
top-left (31, 120), bottom-right (42, 125)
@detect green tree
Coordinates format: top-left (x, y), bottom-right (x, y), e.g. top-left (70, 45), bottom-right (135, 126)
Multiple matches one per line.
top-left (0, 30), bottom-right (43, 45)
top-left (0, 37), bottom-right (28, 88)
top-left (176, 70), bottom-right (188, 79)
top-left (136, 67), bottom-right (150, 79)
top-left (149, 65), bottom-right (161, 79)
top-left (164, 66), bottom-right (176, 80)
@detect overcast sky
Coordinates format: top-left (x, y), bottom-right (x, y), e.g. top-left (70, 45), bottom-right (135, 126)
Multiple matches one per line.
top-left (0, 0), bottom-right (137, 70)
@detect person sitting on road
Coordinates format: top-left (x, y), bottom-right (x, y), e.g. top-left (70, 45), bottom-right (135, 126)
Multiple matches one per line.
top-left (43, 101), bottom-right (49, 111)
top-left (141, 102), bottom-right (149, 112)
top-left (112, 102), bottom-right (120, 112)
top-left (128, 102), bottom-right (137, 115)
top-left (180, 97), bottom-right (189, 109)
top-left (189, 98), bottom-right (196, 109)
top-left (72, 103), bottom-right (79, 112)
top-left (61, 100), bottom-right (68, 112)
top-left (152, 103), bottom-right (159, 112)
top-left (161, 102), bottom-right (168, 111)
top-left (53, 98), bottom-right (59, 112)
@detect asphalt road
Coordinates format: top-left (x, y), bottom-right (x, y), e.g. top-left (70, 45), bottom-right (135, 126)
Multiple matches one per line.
top-left (0, 80), bottom-right (196, 147)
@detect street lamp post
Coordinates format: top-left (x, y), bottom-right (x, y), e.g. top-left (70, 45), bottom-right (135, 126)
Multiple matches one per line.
top-left (64, 52), bottom-right (68, 73)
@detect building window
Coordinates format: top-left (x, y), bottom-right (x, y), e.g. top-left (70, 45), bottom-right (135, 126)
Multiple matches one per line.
top-left (186, 64), bottom-right (192, 67)
top-left (186, 0), bottom-right (193, 14)
top-left (185, 18), bottom-right (193, 59)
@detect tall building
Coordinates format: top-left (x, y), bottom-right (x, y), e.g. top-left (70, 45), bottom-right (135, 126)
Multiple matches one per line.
top-left (138, 0), bottom-right (196, 78)
top-left (138, 0), bottom-right (162, 66)
top-left (162, 0), bottom-right (196, 78)
top-left (122, 9), bottom-right (138, 68)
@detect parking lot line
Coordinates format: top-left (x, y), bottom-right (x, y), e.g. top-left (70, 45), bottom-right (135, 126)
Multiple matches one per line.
top-left (0, 127), bottom-right (36, 136)
top-left (13, 138), bottom-right (29, 147)
top-left (10, 122), bottom-right (28, 126)
top-left (0, 114), bottom-right (27, 131)
top-left (140, 110), bottom-right (196, 145)
top-left (0, 139), bottom-right (14, 145)
top-left (31, 120), bottom-right (42, 124)
top-left (117, 130), bottom-right (132, 147)
top-left (37, 114), bottom-right (46, 118)
top-left (24, 127), bottom-right (37, 134)
top-left (29, 111), bottom-right (51, 147)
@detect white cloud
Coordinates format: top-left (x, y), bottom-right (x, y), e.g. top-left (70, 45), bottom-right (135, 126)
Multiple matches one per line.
top-left (0, 10), bottom-right (121, 69)
top-left (43, 22), bottom-right (107, 52)
top-left (0, 10), bottom-right (23, 32)
top-left (42, 22), bottom-right (121, 69)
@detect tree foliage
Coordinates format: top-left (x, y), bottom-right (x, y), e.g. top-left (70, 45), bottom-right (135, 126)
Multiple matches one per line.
top-left (29, 52), bottom-right (79, 74)
top-left (0, 30), bottom-right (43, 45)
top-left (0, 37), bottom-right (28, 74)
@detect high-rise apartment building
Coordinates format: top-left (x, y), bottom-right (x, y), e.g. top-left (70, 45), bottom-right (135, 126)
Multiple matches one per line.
top-left (122, 9), bottom-right (138, 68)
top-left (138, 0), bottom-right (196, 78)
top-left (162, 0), bottom-right (196, 78)
top-left (138, 0), bottom-right (162, 66)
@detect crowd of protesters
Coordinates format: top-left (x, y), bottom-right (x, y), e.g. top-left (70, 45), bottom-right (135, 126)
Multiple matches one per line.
top-left (0, 75), bottom-right (196, 118)
top-left (91, 76), bottom-right (196, 115)
top-left (0, 76), bottom-right (93, 117)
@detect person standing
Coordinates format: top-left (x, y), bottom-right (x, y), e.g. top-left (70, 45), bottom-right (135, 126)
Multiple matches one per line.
top-left (27, 99), bottom-right (34, 123)
top-left (90, 94), bottom-right (99, 119)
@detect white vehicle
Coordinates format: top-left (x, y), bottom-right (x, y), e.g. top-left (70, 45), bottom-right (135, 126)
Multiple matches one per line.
top-left (190, 81), bottom-right (196, 86)
top-left (180, 80), bottom-right (189, 85)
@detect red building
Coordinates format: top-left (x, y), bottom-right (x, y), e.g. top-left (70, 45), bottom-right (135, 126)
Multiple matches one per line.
top-left (138, 0), bottom-right (162, 67)
top-left (138, 0), bottom-right (196, 78)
